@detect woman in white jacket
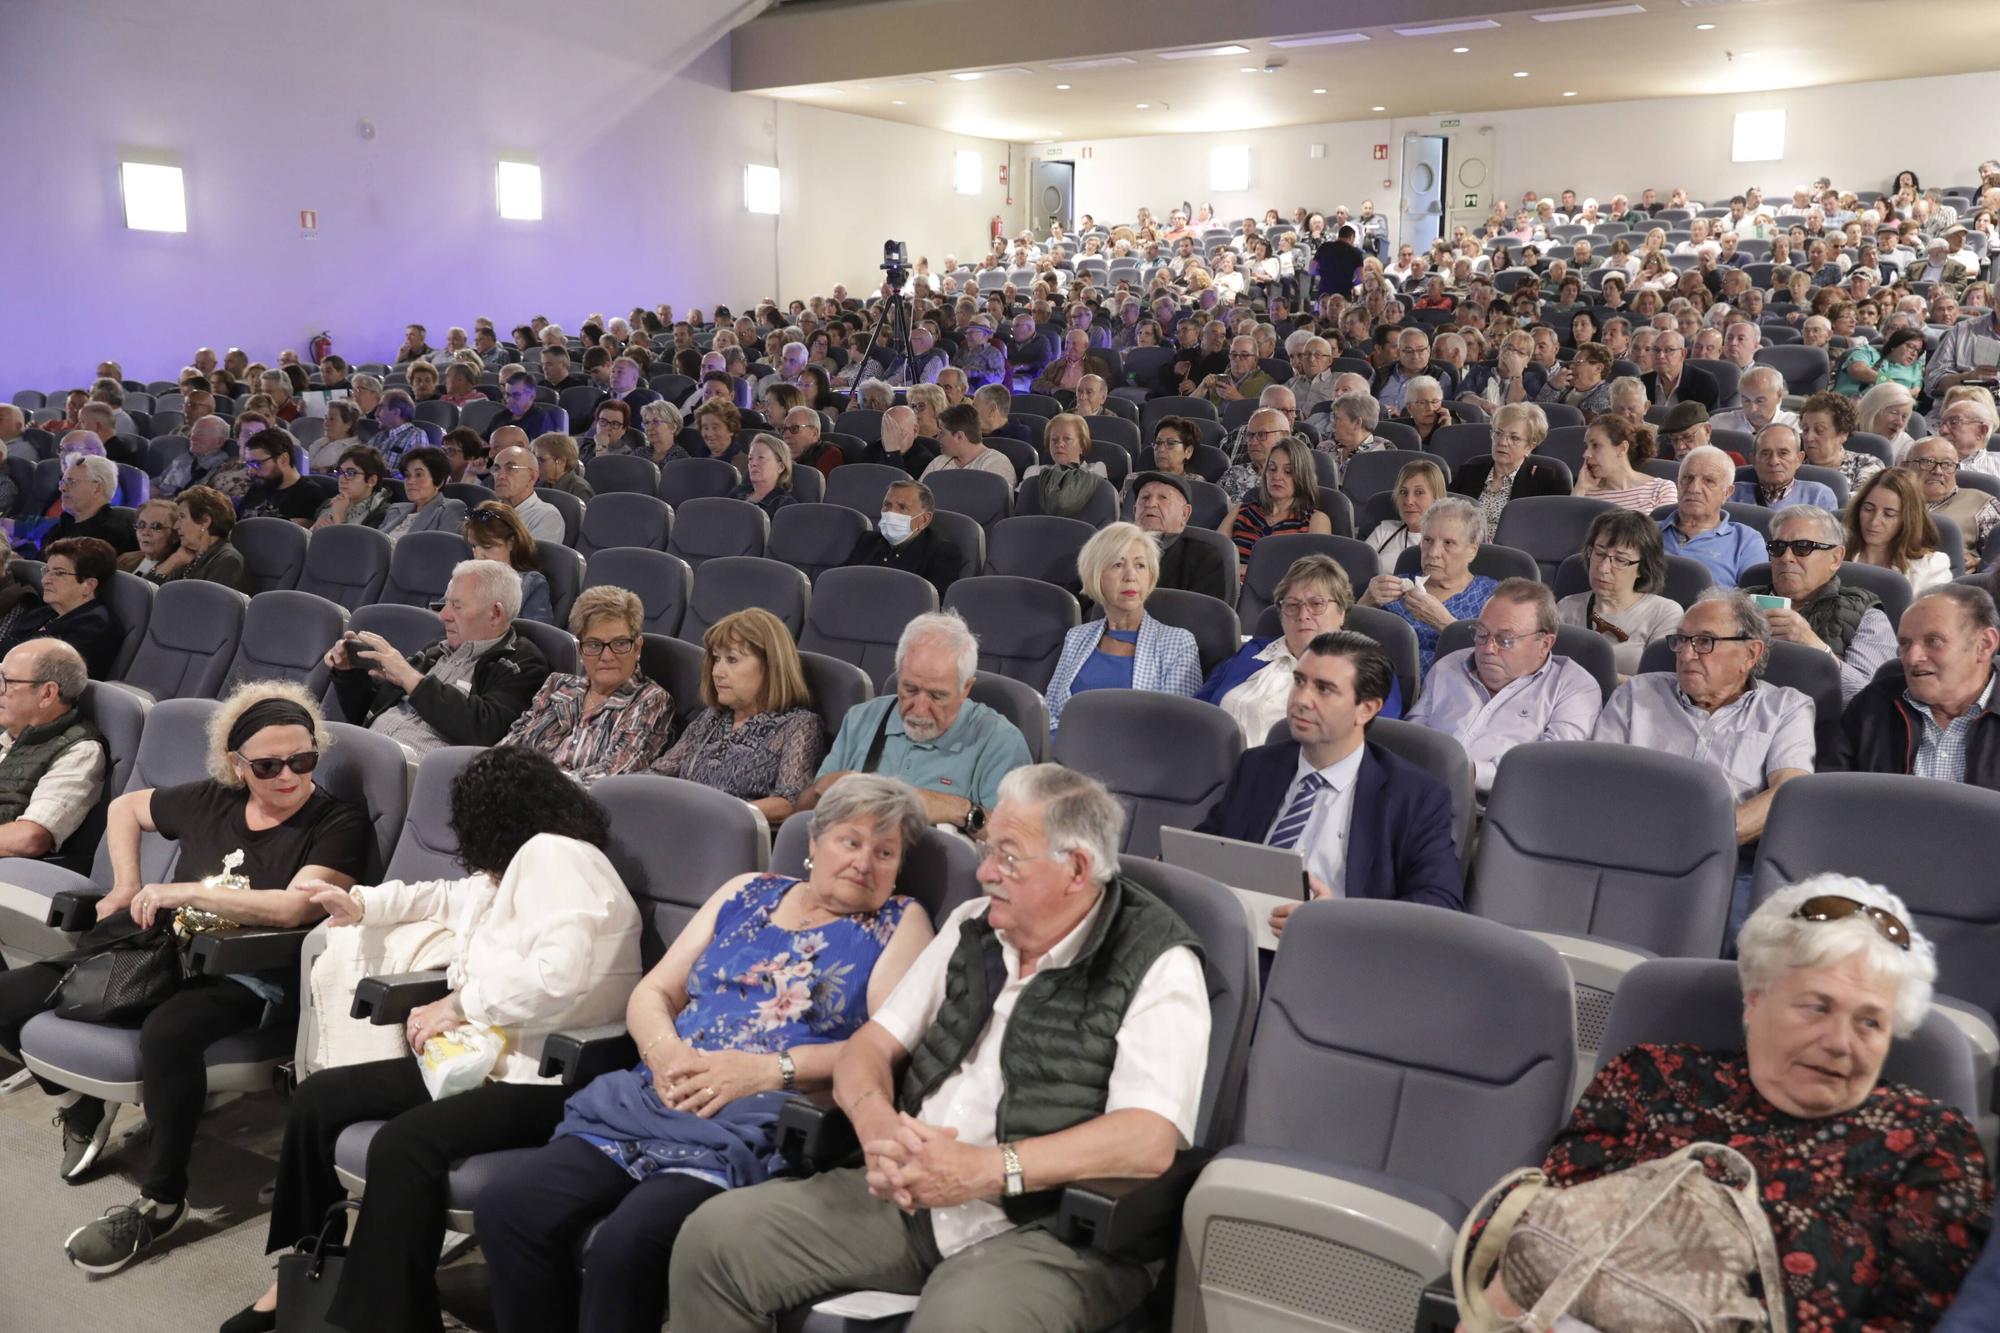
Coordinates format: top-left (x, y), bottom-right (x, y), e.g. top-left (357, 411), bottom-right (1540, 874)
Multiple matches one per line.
top-left (226, 747), bottom-right (642, 1333)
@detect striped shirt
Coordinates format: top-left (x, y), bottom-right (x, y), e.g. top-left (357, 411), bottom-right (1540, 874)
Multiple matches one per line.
top-left (1907, 673), bottom-right (1997, 784)
top-left (501, 670), bottom-right (678, 787)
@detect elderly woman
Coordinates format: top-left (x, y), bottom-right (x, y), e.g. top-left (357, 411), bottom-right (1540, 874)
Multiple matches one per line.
top-left (1145, 415), bottom-right (1201, 480)
top-left (1365, 457), bottom-right (1447, 563)
top-left (1021, 412), bottom-right (1108, 518)
top-left (440, 428), bottom-right (491, 485)
top-left (1555, 509), bottom-right (1683, 676)
top-left (0, 683), bottom-right (369, 1275)
top-left (145, 484), bottom-right (248, 592)
top-left (406, 360), bottom-right (440, 402)
top-left (1473, 332), bottom-right (1536, 407)
top-left (536, 432), bottom-right (594, 500)
top-left (732, 432), bottom-right (799, 518)
top-left (0, 536), bottom-right (124, 677)
top-left (378, 445), bottom-right (467, 541)
top-left (1197, 554), bottom-right (1403, 744)
top-left (637, 400), bottom-right (689, 467)
top-left (231, 747), bottom-right (642, 1333)
top-left (1326, 391), bottom-right (1394, 467)
top-left (311, 400), bottom-right (363, 473)
top-left (1837, 326), bottom-right (1927, 398)
top-left (312, 445), bottom-right (392, 530)
top-left (1476, 875), bottom-right (1992, 1331)
top-left (694, 400), bottom-right (744, 466)
top-left (472, 774), bottom-right (936, 1333)
top-left (502, 585), bottom-right (677, 784)
top-left (119, 498), bottom-right (181, 580)
top-left (1848, 466), bottom-right (1952, 595)
top-left (1858, 381), bottom-right (1920, 460)
top-left (651, 608), bottom-right (824, 824)
top-left (1044, 522), bottom-right (1201, 731)
top-left (1450, 401), bottom-right (1572, 539)
top-left (1224, 435), bottom-right (1334, 575)
top-left (1799, 390), bottom-right (1884, 490)
top-left (1573, 415), bottom-right (1677, 511)
top-left (463, 501), bottom-right (556, 625)
top-left (1361, 496), bottom-right (1498, 672)
top-left (1540, 340), bottom-right (1615, 420)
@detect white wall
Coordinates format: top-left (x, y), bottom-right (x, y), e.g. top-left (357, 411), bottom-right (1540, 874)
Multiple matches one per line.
top-left (0, 0), bottom-right (1007, 390)
top-left (1047, 68), bottom-right (2000, 234)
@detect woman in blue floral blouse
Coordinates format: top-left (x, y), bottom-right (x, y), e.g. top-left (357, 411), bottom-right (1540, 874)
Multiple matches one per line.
top-left (474, 774), bottom-right (937, 1333)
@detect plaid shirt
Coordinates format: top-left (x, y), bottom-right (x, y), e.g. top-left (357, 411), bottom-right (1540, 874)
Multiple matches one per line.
top-left (500, 670), bottom-right (678, 786)
top-left (1907, 673), bottom-right (1997, 784)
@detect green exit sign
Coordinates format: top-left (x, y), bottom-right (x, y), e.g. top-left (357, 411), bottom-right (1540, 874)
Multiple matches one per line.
top-left (1440, 118), bottom-right (1461, 128)
top-left (1462, 192), bottom-right (1479, 209)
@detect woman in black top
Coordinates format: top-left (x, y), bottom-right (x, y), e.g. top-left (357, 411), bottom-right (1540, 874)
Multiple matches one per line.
top-left (0, 682), bottom-right (369, 1275)
top-left (0, 536), bottom-right (124, 677)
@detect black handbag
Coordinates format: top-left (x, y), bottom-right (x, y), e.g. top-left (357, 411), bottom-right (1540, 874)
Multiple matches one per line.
top-left (277, 1201), bottom-right (359, 1333)
top-left (45, 921), bottom-right (186, 1024)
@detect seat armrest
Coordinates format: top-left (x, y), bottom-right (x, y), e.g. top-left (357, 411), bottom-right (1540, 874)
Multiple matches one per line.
top-left (776, 1093), bottom-right (857, 1173)
top-left (1414, 1273), bottom-right (1459, 1333)
top-left (1054, 1147), bottom-right (1215, 1262)
top-left (350, 970), bottom-right (452, 1023)
top-left (538, 1024), bottom-right (637, 1088)
top-left (188, 927), bottom-right (312, 977)
top-left (47, 889), bottom-right (105, 932)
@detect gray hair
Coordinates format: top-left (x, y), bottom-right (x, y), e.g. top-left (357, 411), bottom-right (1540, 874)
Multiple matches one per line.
top-left (640, 399), bottom-right (683, 433)
top-left (1742, 365), bottom-right (1786, 395)
top-left (1756, 421), bottom-right (1800, 452)
top-left (1405, 374), bottom-right (1441, 399)
top-left (20, 638), bottom-right (87, 705)
top-left (450, 558), bottom-right (524, 621)
top-left (1678, 444), bottom-right (1735, 481)
top-left (1693, 587), bottom-right (1773, 679)
top-left (67, 453), bottom-right (117, 494)
top-left (1283, 329), bottom-right (1314, 356)
top-left (1915, 583), bottom-right (2000, 635)
top-left (1331, 391), bottom-right (1380, 430)
top-left (1772, 503), bottom-right (1844, 547)
top-left (349, 373), bottom-right (383, 394)
top-left (1737, 873), bottom-right (1936, 1037)
top-left (808, 772), bottom-right (929, 857)
top-left (1421, 495), bottom-right (1483, 545)
top-left (895, 610), bottom-right (979, 688)
top-left (996, 763), bottom-right (1126, 886)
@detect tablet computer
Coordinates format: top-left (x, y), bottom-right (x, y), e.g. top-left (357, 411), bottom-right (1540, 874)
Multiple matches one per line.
top-left (1159, 826), bottom-right (1307, 951)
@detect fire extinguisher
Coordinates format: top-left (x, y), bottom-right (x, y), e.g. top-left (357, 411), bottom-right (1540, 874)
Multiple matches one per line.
top-left (308, 330), bottom-right (332, 363)
top-left (991, 215), bottom-right (1003, 243)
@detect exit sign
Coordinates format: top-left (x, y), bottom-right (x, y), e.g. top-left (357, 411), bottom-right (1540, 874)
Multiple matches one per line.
top-left (1440, 118), bottom-right (1461, 128)
top-left (1372, 144), bottom-right (1387, 161)
top-left (1461, 192), bottom-right (1478, 209)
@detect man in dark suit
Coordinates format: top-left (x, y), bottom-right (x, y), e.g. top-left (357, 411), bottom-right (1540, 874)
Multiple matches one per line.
top-left (1447, 410), bottom-right (1573, 512)
top-left (1195, 631), bottom-right (1463, 940)
top-left (1133, 471), bottom-right (1228, 602)
top-left (1640, 332), bottom-right (1721, 410)
top-left (842, 479), bottom-right (962, 597)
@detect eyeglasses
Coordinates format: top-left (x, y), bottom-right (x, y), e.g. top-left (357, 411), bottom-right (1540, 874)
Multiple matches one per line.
top-left (978, 843), bottom-right (1068, 880)
top-left (41, 567), bottom-right (75, 583)
top-left (1471, 627), bottom-right (1549, 651)
top-left (1939, 415), bottom-right (1988, 430)
top-left (1792, 894), bottom-right (1911, 951)
top-left (495, 463), bottom-right (535, 475)
top-left (335, 468), bottom-right (367, 480)
top-left (1586, 546), bottom-right (1641, 568)
top-left (1666, 633), bottom-right (1754, 655)
top-left (0, 674), bottom-right (46, 691)
top-left (134, 520), bottom-right (172, 533)
top-left (580, 636), bottom-right (638, 657)
top-left (1279, 596), bottom-right (1338, 619)
top-left (1766, 538), bottom-right (1839, 559)
top-left (233, 750), bottom-right (320, 780)
top-left (1911, 458), bottom-right (1958, 475)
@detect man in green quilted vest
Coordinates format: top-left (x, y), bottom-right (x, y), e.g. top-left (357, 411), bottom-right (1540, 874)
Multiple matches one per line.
top-left (671, 764), bottom-right (1210, 1332)
top-left (1742, 505), bottom-right (1896, 704)
top-left (0, 639), bottom-right (105, 865)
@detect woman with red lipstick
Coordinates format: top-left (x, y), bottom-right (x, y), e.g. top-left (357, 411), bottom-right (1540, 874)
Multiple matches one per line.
top-left (1043, 522), bottom-right (1202, 733)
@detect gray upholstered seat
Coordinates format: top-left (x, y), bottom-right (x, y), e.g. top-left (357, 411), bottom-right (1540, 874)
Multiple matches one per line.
top-left (1051, 691), bottom-right (1242, 858)
top-left (1494, 495), bottom-right (1619, 583)
top-left (298, 524), bottom-right (393, 611)
top-left (223, 589), bottom-right (347, 696)
top-left (798, 567), bottom-right (941, 690)
top-left (120, 579), bottom-right (246, 701)
top-left (769, 503), bottom-right (873, 584)
top-left (378, 530), bottom-right (471, 609)
top-left (681, 555), bottom-right (808, 642)
top-left (229, 516), bottom-right (309, 593)
top-left (576, 491), bottom-right (672, 557)
top-left (666, 496), bottom-right (768, 570)
top-left (581, 547), bottom-right (690, 637)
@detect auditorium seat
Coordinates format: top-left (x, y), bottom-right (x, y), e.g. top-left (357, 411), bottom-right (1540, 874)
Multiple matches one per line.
top-left (941, 575), bottom-right (1080, 692)
top-left (533, 540), bottom-right (585, 626)
top-left (1141, 586), bottom-right (1240, 676)
top-left (222, 589), bottom-right (346, 696)
top-left (229, 516), bottom-right (308, 593)
top-left (1552, 551), bottom-right (1713, 608)
top-left (1339, 448), bottom-right (1439, 505)
top-left (1239, 533), bottom-right (1379, 626)
top-left (576, 490), bottom-right (672, 557)
top-left (769, 503), bottom-right (873, 583)
top-left (298, 524), bottom-right (393, 611)
top-left (1051, 691), bottom-right (1241, 857)
top-left (681, 555), bottom-right (808, 642)
top-left (925, 467), bottom-right (1014, 530)
top-left (823, 462), bottom-right (908, 518)
top-left (798, 566), bottom-right (939, 688)
top-left (103, 571), bottom-right (155, 680)
top-left (581, 547), bottom-right (690, 637)
top-left (1013, 473), bottom-right (1117, 527)
top-left (534, 486), bottom-right (585, 546)
top-left (583, 452), bottom-right (661, 498)
top-left (986, 515), bottom-right (1093, 594)
top-left (658, 457), bottom-right (740, 508)
top-left (380, 530), bottom-right (473, 609)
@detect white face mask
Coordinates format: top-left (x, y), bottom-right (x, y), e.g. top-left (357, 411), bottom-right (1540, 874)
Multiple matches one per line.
top-left (877, 511), bottom-right (915, 545)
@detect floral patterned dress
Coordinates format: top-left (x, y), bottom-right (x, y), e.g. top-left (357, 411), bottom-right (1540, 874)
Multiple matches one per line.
top-left (1543, 1043), bottom-right (1992, 1332)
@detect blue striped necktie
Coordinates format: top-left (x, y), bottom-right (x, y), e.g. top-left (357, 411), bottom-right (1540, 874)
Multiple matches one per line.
top-left (1267, 773), bottom-right (1328, 851)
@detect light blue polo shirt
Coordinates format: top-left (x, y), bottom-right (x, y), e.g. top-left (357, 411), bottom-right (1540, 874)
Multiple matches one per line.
top-left (1660, 512), bottom-right (1765, 587)
top-left (815, 696), bottom-right (1032, 810)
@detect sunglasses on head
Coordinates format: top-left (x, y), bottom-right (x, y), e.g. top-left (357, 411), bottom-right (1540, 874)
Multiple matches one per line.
top-left (1791, 894), bottom-right (1911, 951)
top-left (234, 750), bottom-right (320, 780)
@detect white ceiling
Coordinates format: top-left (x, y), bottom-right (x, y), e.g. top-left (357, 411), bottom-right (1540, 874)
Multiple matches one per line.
top-left (738, 0), bottom-right (2000, 143)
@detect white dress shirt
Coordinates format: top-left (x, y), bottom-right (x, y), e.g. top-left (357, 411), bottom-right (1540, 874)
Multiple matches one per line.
top-left (0, 729), bottom-right (105, 847)
top-left (1266, 742), bottom-right (1368, 892)
top-left (872, 896), bottom-right (1209, 1258)
top-left (1409, 651), bottom-right (1603, 793)
top-left (1218, 640), bottom-right (1297, 747)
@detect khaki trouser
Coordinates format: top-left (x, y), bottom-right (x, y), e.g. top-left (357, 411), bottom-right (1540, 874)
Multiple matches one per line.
top-left (667, 1166), bottom-right (1153, 1333)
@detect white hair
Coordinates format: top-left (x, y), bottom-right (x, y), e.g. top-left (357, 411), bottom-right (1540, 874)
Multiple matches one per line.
top-left (894, 611), bottom-right (979, 688)
top-left (1421, 495), bottom-right (1482, 544)
top-left (1773, 503), bottom-right (1844, 547)
top-left (1742, 365), bottom-right (1786, 394)
top-left (1738, 874), bottom-right (1936, 1037)
top-left (996, 763), bottom-right (1125, 886)
top-left (451, 558), bottom-right (523, 621)
top-left (67, 453), bottom-right (117, 494)
top-left (1405, 374), bottom-right (1441, 398)
top-left (1678, 444), bottom-right (1735, 480)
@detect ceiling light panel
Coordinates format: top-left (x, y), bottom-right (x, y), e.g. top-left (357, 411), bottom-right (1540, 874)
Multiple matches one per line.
top-left (1157, 44), bottom-right (1251, 60)
top-left (1392, 19), bottom-right (1502, 36)
top-left (1532, 3), bottom-right (1645, 20)
top-left (1048, 56), bottom-right (1138, 70)
top-left (1270, 32), bottom-right (1370, 48)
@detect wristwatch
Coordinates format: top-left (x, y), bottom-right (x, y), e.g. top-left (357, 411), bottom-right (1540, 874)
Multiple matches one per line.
top-left (777, 1050), bottom-right (796, 1093)
top-left (1001, 1143), bottom-right (1025, 1198)
top-left (962, 803), bottom-right (988, 837)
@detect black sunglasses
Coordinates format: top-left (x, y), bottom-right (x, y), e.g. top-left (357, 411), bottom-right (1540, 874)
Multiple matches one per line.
top-left (1792, 894), bottom-right (1911, 951)
top-left (1766, 539), bottom-right (1839, 559)
top-left (234, 750), bottom-right (320, 780)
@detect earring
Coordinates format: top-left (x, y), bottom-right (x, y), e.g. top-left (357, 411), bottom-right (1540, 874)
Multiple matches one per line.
top-left (802, 854), bottom-right (814, 873)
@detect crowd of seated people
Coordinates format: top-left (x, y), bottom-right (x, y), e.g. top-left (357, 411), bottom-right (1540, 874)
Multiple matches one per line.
top-left (4, 161), bottom-right (2000, 1331)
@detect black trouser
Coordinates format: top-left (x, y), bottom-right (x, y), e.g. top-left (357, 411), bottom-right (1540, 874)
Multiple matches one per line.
top-left (267, 1054), bottom-right (570, 1333)
top-left (475, 1134), bottom-right (724, 1333)
top-left (0, 958), bottom-right (269, 1204)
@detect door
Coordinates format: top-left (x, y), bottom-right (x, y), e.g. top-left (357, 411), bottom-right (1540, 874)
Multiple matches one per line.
top-left (1030, 160), bottom-right (1075, 233)
top-left (1400, 135), bottom-right (1448, 255)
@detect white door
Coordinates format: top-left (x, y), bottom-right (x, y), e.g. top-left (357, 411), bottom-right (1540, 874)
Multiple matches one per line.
top-left (1029, 160), bottom-right (1075, 232)
top-left (1400, 134), bottom-right (1448, 254)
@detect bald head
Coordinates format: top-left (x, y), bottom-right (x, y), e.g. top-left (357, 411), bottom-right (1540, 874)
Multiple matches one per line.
top-left (880, 404), bottom-right (918, 452)
top-left (489, 425), bottom-right (528, 455)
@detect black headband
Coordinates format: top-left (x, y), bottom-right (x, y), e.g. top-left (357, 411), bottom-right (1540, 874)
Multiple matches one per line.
top-left (227, 698), bottom-right (317, 753)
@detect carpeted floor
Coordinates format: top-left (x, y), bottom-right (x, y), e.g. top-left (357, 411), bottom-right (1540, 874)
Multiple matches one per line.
top-left (0, 1055), bottom-right (494, 1332)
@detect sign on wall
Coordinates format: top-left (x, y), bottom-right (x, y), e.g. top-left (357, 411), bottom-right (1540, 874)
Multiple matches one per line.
top-left (1372, 144), bottom-right (1387, 161)
top-left (1461, 192), bottom-right (1478, 209)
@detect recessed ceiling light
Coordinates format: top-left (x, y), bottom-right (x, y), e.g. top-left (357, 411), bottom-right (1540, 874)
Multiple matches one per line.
top-left (1055, 83), bottom-right (1071, 90)
top-left (1135, 103), bottom-right (1150, 109)
top-left (892, 99), bottom-right (905, 105)
top-left (1312, 87), bottom-right (1327, 94)
top-left (1372, 106), bottom-right (1386, 112)
top-left (1270, 32), bottom-right (1369, 48)
top-left (1695, 22), bottom-right (1715, 29)
top-left (1739, 50), bottom-right (1761, 58)
top-left (1392, 18), bottom-right (1501, 36)
top-left (1513, 70), bottom-right (1530, 77)
top-left (1240, 66), bottom-right (1259, 73)
top-left (1156, 43), bottom-right (1250, 60)
top-left (950, 71), bottom-right (982, 81)
top-left (1453, 46), bottom-right (1470, 53)
top-left (1562, 90), bottom-right (1577, 97)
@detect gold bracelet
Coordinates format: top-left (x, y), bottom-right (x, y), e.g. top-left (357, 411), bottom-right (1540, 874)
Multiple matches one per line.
top-left (639, 1033), bottom-right (670, 1065)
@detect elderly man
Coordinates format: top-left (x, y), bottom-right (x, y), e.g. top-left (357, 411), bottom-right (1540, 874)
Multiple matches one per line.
top-left (1641, 331), bottom-right (1721, 410)
top-left (39, 457), bottom-right (136, 555)
top-left (1655, 399), bottom-right (1712, 461)
top-left (1196, 631), bottom-right (1463, 931)
top-left (484, 372), bottom-right (563, 441)
top-left (1132, 471), bottom-right (1227, 601)
top-left (1936, 396), bottom-right (2000, 482)
top-left (862, 404), bottom-right (939, 479)
top-left (1738, 505), bottom-right (1896, 703)
top-left (0, 405), bottom-right (34, 464)
top-left (921, 403), bottom-right (1017, 487)
top-left (757, 341), bottom-right (810, 396)
top-left (0, 640), bottom-right (105, 868)
top-left (799, 611), bottom-right (1031, 827)
top-left (606, 356), bottom-right (659, 417)
top-left (1909, 435), bottom-right (2000, 568)
top-left (1660, 445), bottom-right (1763, 585)
top-left (936, 366), bottom-right (971, 408)
top-left (1593, 590), bottom-right (1813, 929)
top-left (1370, 328), bottom-right (1458, 413)
top-left (370, 390), bottom-right (428, 471)
top-left (1286, 336), bottom-right (1339, 418)
top-left (76, 402), bottom-right (142, 469)
top-left (488, 442), bottom-right (565, 544)
top-left (538, 346), bottom-right (587, 392)
top-left (1712, 366), bottom-right (1798, 439)
top-left (156, 415), bottom-right (237, 499)
top-left (326, 559), bottom-right (550, 755)
top-left (1072, 375), bottom-right (1110, 422)
top-left (1407, 580), bottom-right (1601, 795)
top-left (1732, 423), bottom-right (1836, 511)
top-left (1924, 291), bottom-right (2000, 398)
top-left (1835, 585), bottom-right (2000, 788)
top-left (1195, 336), bottom-right (1273, 406)
top-left (781, 406), bottom-right (842, 479)
top-left (843, 479), bottom-right (962, 595)
top-left (670, 763), bottom-right (1209, 1332)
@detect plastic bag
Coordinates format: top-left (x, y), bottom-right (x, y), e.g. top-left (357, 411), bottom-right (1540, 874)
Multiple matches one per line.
top-left (417, 1024), bottom-right (506, 1100)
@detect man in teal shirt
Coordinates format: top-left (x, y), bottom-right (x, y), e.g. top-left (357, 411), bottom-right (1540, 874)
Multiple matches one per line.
top-left (796, 612), bottom-right (1032, 833)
